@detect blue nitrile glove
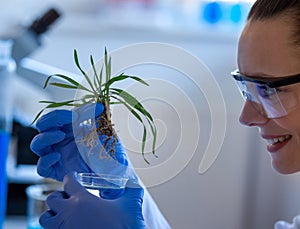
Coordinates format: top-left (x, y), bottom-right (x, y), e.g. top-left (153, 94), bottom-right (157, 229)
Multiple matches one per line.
top-left (31, 103), bottom-right (172, 229)
top-left (30, 103), bottom-right (129, 182)
top-left (40, 172), bottom-right (145, 229)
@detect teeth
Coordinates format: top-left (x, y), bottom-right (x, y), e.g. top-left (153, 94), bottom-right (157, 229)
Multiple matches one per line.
top-left (267, 135), bottom-right (291, 145)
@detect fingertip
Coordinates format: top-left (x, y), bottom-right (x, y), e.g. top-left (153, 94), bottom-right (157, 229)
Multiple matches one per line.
top-left (36, 110), bottom-right (73, 132)
top-left (30, 131), bottom-right (65, 155)
top-left (39, 210), bottom-right (55, 228)
top-left (63, 171), bottom-right (77, 183)
top-left (63, 171), bottom-right (83, 196)
top-left (95, 103), bottom-right (104, 116)
top-left (74, 103), bottom-right (104, 122)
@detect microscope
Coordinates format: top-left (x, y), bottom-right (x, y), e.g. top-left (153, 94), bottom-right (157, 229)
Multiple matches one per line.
top-left (5, 7), bottom-right (62, 215)
top-left (12, 8), bottom-right (62, 88)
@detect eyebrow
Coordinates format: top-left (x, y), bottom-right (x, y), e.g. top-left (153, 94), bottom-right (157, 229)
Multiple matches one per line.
top-left (239, 71), bottom-right (273, 78)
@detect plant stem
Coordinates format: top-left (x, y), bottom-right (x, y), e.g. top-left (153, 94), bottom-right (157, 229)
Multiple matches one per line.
top-left (104, 99), bottom-right (111, 123)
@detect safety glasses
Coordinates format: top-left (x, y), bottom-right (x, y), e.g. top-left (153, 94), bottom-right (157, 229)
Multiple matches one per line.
top-left (231, 69), bottom-right (300, 118)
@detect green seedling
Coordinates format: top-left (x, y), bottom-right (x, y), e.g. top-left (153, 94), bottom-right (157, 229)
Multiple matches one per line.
top-left (33, 48), bottom-right (157, 164)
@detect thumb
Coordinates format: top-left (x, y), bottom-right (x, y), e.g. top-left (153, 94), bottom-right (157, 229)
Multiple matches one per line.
top-left (74, 103), bottom-right (104, 123)
top-left (63, 172), bottom-right (86, 196)
top-left (122, 180), bottom-right (144, 200)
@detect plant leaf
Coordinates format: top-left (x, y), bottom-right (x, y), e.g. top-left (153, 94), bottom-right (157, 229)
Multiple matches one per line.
top-left (31, 108), bottom-right (46, 125)
top-left (110, 88), bottom-right (154, 122)
top-left (104, 73), bottom-right (149, 90)
top-left (104, 48), bottom-right (110, 80)
top-left (39, 100), bottom-right (77, 107)
top-left (90, 55), bottom-right (102, 91)
top-left (111, 95), bottom-right (150, 164)
top-left (49, 83), bottom-right (79, 89)
top-left (111, 88), bottom-right (157, 158)
top-left (44, 74), bottom-right (92, 93)
top-left (146, 118), bottom-right (157, 157)
top-left (74, 49), bottom-right (96, 93)
top-left (32, 100), bottom-right (76, 125)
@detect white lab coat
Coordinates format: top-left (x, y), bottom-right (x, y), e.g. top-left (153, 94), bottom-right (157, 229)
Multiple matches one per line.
top-left (275, 215), bottom-right (300, 229)
top-left (143, 189), bottom-right (171, 229)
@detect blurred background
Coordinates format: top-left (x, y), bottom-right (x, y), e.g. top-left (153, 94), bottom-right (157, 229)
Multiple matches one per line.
top-left (2, 0), bottom-right (300, 229)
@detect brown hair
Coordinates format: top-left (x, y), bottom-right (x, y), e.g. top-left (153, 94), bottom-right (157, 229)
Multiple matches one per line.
top-left (247, 0), bottom-right (300, 46)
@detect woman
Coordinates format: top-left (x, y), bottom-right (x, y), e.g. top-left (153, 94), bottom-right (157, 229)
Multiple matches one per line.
top-left (232, 0), bottom-right (300, 227)
top-left (31, 0), bottom-right (300, 228)
top-left (236, 0), bottom-right (300, 175)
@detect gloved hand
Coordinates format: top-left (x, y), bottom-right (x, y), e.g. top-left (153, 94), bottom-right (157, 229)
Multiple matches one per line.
top-left (30, 103), bottom-right (130, 182)
top-left (31, 103), bottom-right (172, 229)
top-left (40, 172), bottom-right (145, 229)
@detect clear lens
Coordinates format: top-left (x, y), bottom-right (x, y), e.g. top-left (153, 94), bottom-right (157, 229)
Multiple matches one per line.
top-left (236, 80), bottom-right (299, 118)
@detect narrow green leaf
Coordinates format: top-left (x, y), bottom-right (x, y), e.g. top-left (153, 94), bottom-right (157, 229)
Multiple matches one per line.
top-left (94, 65), bottom-right (104, 98)
top-left (104, 47), bottom-right (111, 98)
top-left (141, 125), bottom-right (147, 160)
top-left (110, 88), bottom-right (153, 122)
top-left (32, 100), bottom-right (76, 124)
top-left (109, 101), bottom-right (122, 105)
top-left (82, 94), bottom-right (96, 100)
top-left (147, 119), bottom-right (158, 157)
top-left (49, 83), bottom-right (79, 89)
top-left (45, 74), bottom-right (79, 87)
top-left (90, 55), bottom-right (101, 91)
top-left (44, 74), bottom-right (92, 93)
top-left (31, 108), bottom-right (46, 125)
top-left (104, 48), bottom-right (108, 79)
top-left (111, 95), bottom-right (150, 164)
top-left (41, 100), bottom-right (76, 108)
top-left (74, 49), bottom-right (96, 93)
top-left (107, 56), bottom-right (111, 82)
top-left (104, 73), bottom-right (149, 90)
top-left (111, 88), bottom-right (157, 157)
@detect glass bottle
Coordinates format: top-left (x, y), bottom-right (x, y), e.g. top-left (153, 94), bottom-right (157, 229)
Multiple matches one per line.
top-left (0, 39), bottom-right (16, 229)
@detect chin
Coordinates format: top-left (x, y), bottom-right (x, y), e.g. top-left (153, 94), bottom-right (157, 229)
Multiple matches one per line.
top-left (271, 160), bottom-right (300, 175)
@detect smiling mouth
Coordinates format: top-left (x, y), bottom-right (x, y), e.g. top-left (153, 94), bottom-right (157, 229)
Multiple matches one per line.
top-left (266, 135), bottom-right (292, 145)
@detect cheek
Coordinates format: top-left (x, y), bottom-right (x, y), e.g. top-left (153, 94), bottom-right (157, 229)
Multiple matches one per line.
top-left (274, 112), bottom-right (300, 139)
top-left (271, 114), bottom-right (300, 173)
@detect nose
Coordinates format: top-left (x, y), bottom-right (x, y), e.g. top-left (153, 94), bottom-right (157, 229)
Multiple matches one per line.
top-left (239, 100), bottom-right (268, 126)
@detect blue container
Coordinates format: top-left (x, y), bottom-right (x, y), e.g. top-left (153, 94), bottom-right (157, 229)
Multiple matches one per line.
top-left (0, 39), bottom-right (15, 229)
top-left (200, 1), bottom-right (251, 29)
top-left (0, 131), bottom-right (10, 228)
top-left (203, 2), bottom-right (223, 24)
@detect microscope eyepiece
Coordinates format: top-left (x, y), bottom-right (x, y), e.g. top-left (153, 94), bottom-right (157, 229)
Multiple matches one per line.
top-left (30, 8), bottom-right (61, 35)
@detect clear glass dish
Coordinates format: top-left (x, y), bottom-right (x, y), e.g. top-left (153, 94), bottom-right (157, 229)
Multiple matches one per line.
top-left (77, 173), bottom-right (129, 190)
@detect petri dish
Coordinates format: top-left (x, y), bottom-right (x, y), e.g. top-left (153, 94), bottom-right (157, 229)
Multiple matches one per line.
top-left (77, 173), bottom-right (129, 190)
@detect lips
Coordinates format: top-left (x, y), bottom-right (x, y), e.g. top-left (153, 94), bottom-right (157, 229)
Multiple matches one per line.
top-left (262, 135), bottom-right (292, 153)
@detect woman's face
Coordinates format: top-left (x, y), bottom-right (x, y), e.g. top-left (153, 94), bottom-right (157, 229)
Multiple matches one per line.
top-left (238, 15), bottom-right (300, 174)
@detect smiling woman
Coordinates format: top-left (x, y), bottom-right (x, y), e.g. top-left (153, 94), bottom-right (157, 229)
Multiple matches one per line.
top-left (230, 1), bottom-right (300, 228)
top-left (235, 0), bottom-right (300, 176)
